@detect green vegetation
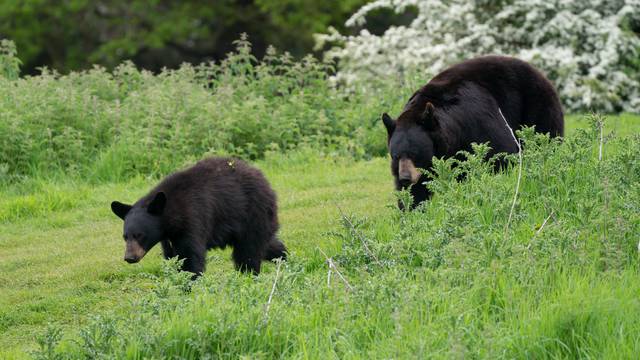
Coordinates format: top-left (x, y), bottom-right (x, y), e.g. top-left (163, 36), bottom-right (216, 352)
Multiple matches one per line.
top-left (1, 119), bottom-right (639, 359)
top-left (0, 37), bottom-right (399, 185)
top-left (1, 38), bottom-right (640, 359)
top-left (0, 151), bottom-right (391, 358)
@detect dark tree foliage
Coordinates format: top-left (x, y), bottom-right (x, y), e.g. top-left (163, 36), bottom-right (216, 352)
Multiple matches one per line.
top-left (0, 0), bottom-right (367, 74)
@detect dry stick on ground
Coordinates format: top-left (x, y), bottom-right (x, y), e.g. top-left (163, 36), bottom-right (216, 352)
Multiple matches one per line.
top-left (318, 247), bottom-right (353, 291)
top-left (527, 210), bottom-right (554, 250)
top-left (535, 210), bottom-right (554, 236)
top-left (262, 259), bottom-right (283, 323)
top-left (336, 204), bottom-right (382, 266)
top-left (498, 107), bottom-right (523, 237)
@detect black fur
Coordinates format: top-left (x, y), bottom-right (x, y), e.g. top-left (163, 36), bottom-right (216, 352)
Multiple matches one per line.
top-left (111, 157), bottom-right (287, 277)
top-left (383, 56), bottom-right (564, 209)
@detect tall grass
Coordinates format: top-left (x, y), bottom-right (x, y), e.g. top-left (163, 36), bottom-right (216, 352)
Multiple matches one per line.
top-left (29, 121), bottom-right (640, 359)
top-left (0, 36), bottom-right (414, 185)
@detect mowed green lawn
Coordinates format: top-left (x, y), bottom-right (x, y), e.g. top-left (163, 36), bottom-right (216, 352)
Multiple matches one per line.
top-left (0, 154), bottom-right (393, 357)
top-left (0, 114), bottom-right (638, 358)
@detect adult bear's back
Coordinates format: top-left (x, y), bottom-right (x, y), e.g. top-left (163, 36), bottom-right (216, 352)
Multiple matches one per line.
top-left (417, 56), bottom-right (564, 137)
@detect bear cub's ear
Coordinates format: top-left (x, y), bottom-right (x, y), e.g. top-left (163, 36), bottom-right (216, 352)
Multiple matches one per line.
top-left (420, 102), bottom-right (439, 131)
top-left (147, 192), bottom-right (166, 215)
top-left (111, 201), bottom-right (132, 220)
top-left (382, 113), bottom-right (396, 136)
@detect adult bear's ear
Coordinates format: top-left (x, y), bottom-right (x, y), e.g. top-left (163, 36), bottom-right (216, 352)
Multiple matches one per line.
top-left (420, 102), bottom-right (439, 131)
top-left (147, 192), bottom-right (166, 215)
top-left (382, 113), bottom-right (396, 137)
top-left (111, 201), bottom-right (132, 220)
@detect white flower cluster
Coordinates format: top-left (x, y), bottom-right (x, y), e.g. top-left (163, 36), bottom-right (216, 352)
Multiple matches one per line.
top-left (318, 0), bottom-right (640, 112)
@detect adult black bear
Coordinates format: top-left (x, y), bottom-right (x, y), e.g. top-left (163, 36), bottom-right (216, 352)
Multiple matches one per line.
top-left (382, 56), bottom-right (564, 209)
top-left (110, 157), bottom-right (286, 277)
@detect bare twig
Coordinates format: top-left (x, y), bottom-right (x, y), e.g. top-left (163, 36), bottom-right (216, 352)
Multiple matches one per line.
top-left (596, 118), bottom-right (609, 255)
top-left (263, 259), bottom-right (283, 322)
top-left (527, 210), bottom-right (555, 250)
top-left (318, 247), bottom-right (353, 291)
top-left (598, 118), bottom-right (604, 161)
top-left (498, 107), bottom-right (523, 237)
top-left (336, 204), bottom-right (382, 266)
top-left (535, 210), bottom-right (554, 236)
top-left (602, 177), bottom-right (609, 254)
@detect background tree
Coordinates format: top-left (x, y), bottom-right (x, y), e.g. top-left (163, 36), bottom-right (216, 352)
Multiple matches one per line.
top-left (0, 0), bottom-right (367, 74)
top-left (320, 0), bottom-right (640, 112)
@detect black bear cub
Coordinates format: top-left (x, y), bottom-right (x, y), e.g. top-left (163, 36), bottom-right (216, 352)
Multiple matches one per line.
top-left (111, 157), bottom-right (286, 277)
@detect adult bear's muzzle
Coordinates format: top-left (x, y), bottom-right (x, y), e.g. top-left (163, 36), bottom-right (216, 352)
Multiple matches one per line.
top-left (398, 158), bottom-right (421, 187)
top-left (124, 241), bottom-right (146, 263)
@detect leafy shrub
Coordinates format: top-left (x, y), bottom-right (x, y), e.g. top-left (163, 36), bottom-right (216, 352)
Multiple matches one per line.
top-left (0, 39), bottom-right (20, 80)
top-left (0, 35), bottom-right (399, 183)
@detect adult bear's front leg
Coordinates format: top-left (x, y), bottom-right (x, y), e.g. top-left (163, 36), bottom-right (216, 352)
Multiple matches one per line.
top-left (174, 240), bottom-right (206, 279)
top-left (161, 239), bottom-right (177, 260)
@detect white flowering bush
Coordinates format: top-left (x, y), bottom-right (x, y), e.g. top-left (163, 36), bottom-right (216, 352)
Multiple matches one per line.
top-left (318, 0), bottom-right (640, 112)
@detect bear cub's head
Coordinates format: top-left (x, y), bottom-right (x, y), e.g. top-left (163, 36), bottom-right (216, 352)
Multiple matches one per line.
top-left (110, 192), bottom-right (167, 264)
top-left (382, 102), bottom-right (440, 189)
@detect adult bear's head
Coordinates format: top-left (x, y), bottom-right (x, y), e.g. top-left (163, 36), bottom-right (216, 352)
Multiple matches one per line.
top-left (111, 192), bottom-right (167, 264)
top-left (382, 102), bottom-right (440, 190)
